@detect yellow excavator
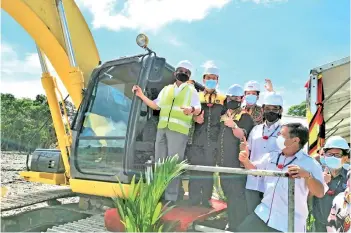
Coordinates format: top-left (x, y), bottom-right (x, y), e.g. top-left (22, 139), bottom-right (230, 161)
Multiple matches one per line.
top-left (2, 0), bottom-right (210, 231)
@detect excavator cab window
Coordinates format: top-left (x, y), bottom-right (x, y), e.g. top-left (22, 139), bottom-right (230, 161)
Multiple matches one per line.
top-left (71, 54), bottom-right (175, 183)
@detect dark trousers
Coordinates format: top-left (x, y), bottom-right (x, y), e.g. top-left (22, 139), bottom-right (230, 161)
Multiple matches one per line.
top-left (237, 212), bottom-right (281, 232)
top-left (245, 189), bottom-right (264, 214)
top-left (220, 175), bottom-right (248, 231)
top-left (188, 145), bottom-right (216, 205)
top-left (315, 221), bottom-right (327, 232)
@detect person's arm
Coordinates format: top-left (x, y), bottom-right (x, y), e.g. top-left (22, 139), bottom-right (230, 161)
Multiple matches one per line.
top-left (233, 114), bottom-right (255, 140)
top-left (239, 148), bottom-right (270, 170)
top-left (132, 85), bottom-right (160, 110)
top-left (287, 161), bottom-right (325, 198)
top-left (140, 94), bottom-right (159, 110)
top-left (190, 90), bottom-right (202, 115)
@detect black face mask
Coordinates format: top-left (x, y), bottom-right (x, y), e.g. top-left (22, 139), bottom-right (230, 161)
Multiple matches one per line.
top-left (264, 111), bottom-right (280, 122)
top-left (176, 73), bottom-right (190, 82)
top-left (226, 100), bottom-right (241, 110)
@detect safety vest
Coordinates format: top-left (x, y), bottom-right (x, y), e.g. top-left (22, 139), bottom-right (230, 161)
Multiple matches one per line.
top-left (157, 84), bottom-right (194, 135)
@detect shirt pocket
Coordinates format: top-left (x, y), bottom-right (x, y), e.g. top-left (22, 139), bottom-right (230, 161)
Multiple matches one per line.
top-left (267, 136), bottom-right (279, 152)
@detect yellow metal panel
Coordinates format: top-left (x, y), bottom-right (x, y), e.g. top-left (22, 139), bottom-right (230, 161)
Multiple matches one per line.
top-left (1, 0), bottom-right (100, 107)
top-left (2, 0), bottom-right (100, 86)
top-left (19, 171), bottom-right (67, 185)
top-left (70, 179), bottom-right (131, 197)
top-left (70, 179), bottom-right (190, 197)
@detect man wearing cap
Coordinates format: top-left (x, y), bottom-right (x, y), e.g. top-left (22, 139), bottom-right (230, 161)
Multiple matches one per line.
top-left (313, 136), bottom-right (350, 232)
top-left (186, 65), bottom-right (226, 207)
top-left (238, 123), bottom-right (325, 232)
top-left (243, 92), bottom-right (284, 214)
top-left (217, 84), bottom-right (254, 231)
top-left (243, 79), bottom-right (274, 125)
top-left (132, 60), bottom-right (201, 204)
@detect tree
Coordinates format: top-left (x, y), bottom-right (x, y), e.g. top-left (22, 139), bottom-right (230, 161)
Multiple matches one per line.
top-left (1, 93), bottom-right (76, 152)
top-left (287, 101), bottom-right (307, 117)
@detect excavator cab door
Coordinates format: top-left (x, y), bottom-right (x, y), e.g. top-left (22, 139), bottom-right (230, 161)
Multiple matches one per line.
top-left (70, 54), bottom-right (175, 183)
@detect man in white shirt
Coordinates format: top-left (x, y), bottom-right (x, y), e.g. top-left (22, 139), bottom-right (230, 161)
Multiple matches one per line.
top-left (238, 122), bottom-right (325, 232)
top-left (245, 92), bottom-right (284, 214)
top-left (132, 60), bottom-right (201, 204)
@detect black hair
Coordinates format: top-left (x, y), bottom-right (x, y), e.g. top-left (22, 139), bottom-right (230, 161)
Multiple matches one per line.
top-left (283, 123), bottom-right (309, 149)
top-left (176, 67), bottom-right (191, 76)
top-left (244, 91), bottom-right (260, 96)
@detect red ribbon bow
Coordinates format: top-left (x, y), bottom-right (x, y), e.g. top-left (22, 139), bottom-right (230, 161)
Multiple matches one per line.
top-left (277, 164), bottom-right (284, 169)
top-left (327, 190), bottom-right (335, 196)
top-left (262, 136), bottom-right (269, 140)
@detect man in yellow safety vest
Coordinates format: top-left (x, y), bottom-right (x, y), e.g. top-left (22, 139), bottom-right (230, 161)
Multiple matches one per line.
top-left (132, 60), bottom-right (201, 204)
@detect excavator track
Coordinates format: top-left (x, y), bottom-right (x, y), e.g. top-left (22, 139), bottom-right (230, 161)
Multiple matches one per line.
top-left (45, 214), bottom-right (107, 232)
top-left (1, 188), bottom-right (75, 211)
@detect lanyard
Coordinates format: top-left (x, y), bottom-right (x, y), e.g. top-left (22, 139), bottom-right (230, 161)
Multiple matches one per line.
top-left (262, 124), bottom-right (280, 140)
top-left (275, 153), bottom-right (297, 169)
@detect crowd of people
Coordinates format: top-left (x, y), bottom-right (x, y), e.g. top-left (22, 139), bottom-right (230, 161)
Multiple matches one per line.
top-left (132, 60), bottom-right (350, 233)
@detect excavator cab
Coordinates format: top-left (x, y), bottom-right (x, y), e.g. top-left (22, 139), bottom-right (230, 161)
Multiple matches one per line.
top-left (70, 52), bottom-right (176, 183)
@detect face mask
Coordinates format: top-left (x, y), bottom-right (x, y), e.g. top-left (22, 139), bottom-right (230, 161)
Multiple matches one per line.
top-left (226, 100), bottom-right (241, 110)
top-left (176, 72), bottom-right (190, 82)
top-left (264, 111), bottom-right (280, 123)
top-left (245, 94), bottom-right (257, 105)
top-left (276, 135), bottom-right (287, 150)
top-left (320, 156), bottom-right (326, 165)
top-left (343, 163), bottom-right (350, 171)
top-left (324, 156), bottom-right (343, 170)
top-left (205, 80), bottom-right (217, 90)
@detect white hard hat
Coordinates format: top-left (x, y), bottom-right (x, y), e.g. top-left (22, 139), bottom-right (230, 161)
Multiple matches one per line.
top-left (176, 60), bottom-right (193, 73)
top-left (324, 136), bottom-right (350, 151)
top-left (203, 66), bottom-right (219, 77)
top-left (263, 92), bottom-right (283, 107)
top-left (244, 80), bottom-right (260, 92)
top-left (226, 84), bottom-right (244, 97)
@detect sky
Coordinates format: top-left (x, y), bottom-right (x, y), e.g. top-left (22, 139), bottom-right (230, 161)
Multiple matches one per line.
top-left (1, 0), bottom-right (350, 111)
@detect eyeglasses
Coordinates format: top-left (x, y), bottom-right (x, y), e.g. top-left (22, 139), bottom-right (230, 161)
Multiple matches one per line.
top-left (324, 153), bottom-right (343, 158)
top-left (227, 96), bottom-right (242, 101)
top-left (263, 107), bottom-right (280, 113)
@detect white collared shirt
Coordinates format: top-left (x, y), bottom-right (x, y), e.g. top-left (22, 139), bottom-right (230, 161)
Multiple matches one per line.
top-left (246, 121), bottom-right (281, 192)
top-left (253, 150), bottom-right (324, 233)
top-left (153, 82), bottom-right (201, 109)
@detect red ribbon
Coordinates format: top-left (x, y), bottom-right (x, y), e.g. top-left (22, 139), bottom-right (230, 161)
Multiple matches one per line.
top-left (327, 190), bottom-right (335, 196)
top-left (262, 136), bottom-right (269, 140)
top-left (277, 164), bottom-right (284, 169)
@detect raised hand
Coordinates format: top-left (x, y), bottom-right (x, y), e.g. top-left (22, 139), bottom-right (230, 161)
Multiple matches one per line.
top-left (264, 78), bottom-right (274, 92)
top-left (132, 85), bottom-right (144, 98)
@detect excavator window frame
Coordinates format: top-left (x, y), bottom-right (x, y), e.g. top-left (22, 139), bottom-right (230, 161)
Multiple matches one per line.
top-left (70, 53), bottom-right (175, 184)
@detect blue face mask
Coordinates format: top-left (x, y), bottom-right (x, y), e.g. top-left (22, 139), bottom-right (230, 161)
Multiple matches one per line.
top-left (205, 80), bottom-right (217, 90)
top-left (324, 156), bottom-right (343, 170)
top-left (245, 94), bottom-right (258, 105)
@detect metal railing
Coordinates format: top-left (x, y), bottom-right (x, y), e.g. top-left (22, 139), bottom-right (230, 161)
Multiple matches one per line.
top-left (145, 162), bottom-right (295, 232)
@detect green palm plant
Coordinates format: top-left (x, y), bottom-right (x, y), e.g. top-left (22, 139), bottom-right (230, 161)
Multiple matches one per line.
top-left (213, 172), bottom-right (227, 202)
top-left (113, 155), bottom-right (187, 232)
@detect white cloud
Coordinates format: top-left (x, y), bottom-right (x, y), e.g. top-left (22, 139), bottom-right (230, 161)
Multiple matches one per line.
top-left (168, 38), bottom-right (183, 47)
top-left (1, 43), bottom-right (68, 99)
top-left (202, 60), bottom-right (217, 68)
top-left (76, 0), bottom-right (231, 32)
top-left (240, 0), bottom-right (287, 4)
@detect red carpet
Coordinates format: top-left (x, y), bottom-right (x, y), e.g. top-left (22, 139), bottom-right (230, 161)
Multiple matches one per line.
top-left (104, 199), bottom-right (227, 232)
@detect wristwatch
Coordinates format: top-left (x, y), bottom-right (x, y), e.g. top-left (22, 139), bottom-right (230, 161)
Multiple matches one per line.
top-left (232, 123), bottom-right (238, 129)
top-left (191, 106), bottom-right (195, 113)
